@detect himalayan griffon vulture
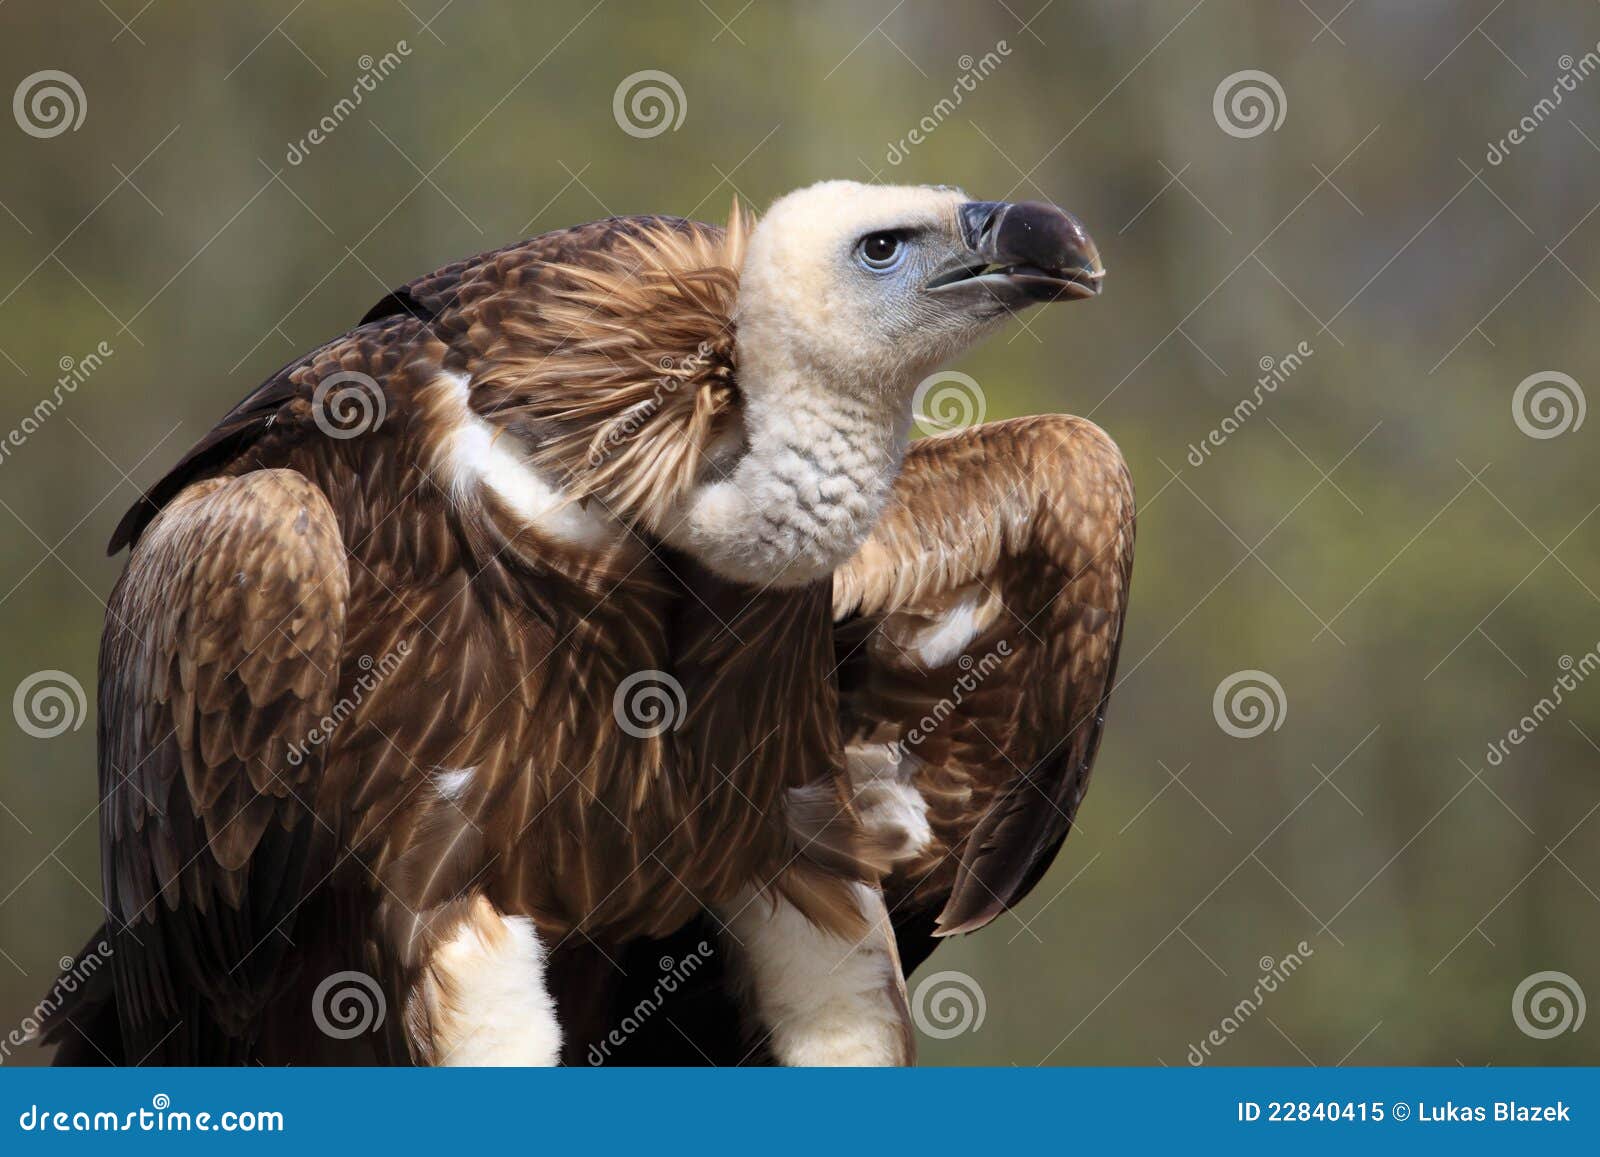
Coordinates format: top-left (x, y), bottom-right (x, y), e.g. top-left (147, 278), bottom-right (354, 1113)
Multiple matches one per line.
top-left (38, 181), bottom-right (1132, 1066)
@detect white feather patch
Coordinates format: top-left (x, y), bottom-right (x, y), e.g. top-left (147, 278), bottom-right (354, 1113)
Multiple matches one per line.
top-left (902, 584), bottom-right (994, 668)
top-left (720, 884), bottom-right (910, 1066)
top-left (424, 900), bottom-right (561, 1066)
top-left (431, 371), bottom-right (630, 551)
top-left (432, 766), bottom-right (475, 802)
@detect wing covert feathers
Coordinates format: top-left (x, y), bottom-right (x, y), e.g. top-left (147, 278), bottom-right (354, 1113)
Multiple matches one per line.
top-left (471, 203), bottom-right (749, 532)
top-left (110, 207), bottom-right (749, 556)
top-left (101, 469), bottom-right (348, 1060)
top-left (833, 415), bottom-right (1135, 943)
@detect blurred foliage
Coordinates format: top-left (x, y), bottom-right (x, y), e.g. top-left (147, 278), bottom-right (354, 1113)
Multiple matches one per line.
top-left (1, 0), bottom-right (1598, 1066)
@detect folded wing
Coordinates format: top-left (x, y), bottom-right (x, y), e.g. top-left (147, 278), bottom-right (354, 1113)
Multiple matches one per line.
top-left (99, 469), bottom-right (348, 1062)
top-left (833, 415), bottom-right (1134, 964)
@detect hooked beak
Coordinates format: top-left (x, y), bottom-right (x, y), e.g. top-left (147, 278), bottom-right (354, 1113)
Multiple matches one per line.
top-left (927, 200), bottom-right (1105, 304)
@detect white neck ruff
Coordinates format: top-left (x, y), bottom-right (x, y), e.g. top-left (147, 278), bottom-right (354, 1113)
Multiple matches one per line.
top-left (660, 368), bottom-right (911, 587)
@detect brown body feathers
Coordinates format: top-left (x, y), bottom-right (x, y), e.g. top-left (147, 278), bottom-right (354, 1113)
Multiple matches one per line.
top-left (475, 204), bottom-right (750, 531)
top-left (44, 206), bottom-right (1133, 1066)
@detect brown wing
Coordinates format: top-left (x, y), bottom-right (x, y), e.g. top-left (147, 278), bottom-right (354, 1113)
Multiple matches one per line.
top-left (67, 211), bottom-right (756, 1064)
top-left (833, 414), bottom-right (1135, 956)
top-left (100, 469), bottom-right (348, 1062)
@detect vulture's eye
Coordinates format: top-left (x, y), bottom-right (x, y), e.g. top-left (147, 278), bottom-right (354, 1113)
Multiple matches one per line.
top-left (856, 232), bottom-right (906, 272)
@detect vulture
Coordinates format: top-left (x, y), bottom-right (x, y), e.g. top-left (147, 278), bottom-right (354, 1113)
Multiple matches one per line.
top-left (36, 181), bottom-right (1133, 1066)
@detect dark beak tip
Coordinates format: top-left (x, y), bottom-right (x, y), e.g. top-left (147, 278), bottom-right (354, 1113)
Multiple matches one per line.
top-left (949, 197), bottom-right (1104, 301)
top-left (1005, 201), bottom-right (1102, 276)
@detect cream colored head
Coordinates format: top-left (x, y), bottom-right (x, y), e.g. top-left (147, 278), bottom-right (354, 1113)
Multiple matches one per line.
top-left (733, 180), bottom-right (1103, 399)
top-left (661, 179), bottom-right (1104, 587)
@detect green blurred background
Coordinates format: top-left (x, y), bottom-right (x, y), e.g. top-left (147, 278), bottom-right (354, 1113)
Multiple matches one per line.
top-left (2, 0), bottom-right (1598, 1065)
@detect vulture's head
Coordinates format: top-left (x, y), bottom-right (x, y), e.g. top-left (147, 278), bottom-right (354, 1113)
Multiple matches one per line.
top-left (734, 180), bottom-right (1103, 393)
top-left (659, 180), bottom-right (1104, 587)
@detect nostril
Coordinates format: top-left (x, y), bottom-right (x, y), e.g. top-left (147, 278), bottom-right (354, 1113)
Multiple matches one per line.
top-left (957, 201), bottom-right (1009, 252)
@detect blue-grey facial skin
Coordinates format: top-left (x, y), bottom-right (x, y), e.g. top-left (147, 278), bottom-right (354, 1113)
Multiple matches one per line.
top-left (844, 199), bottom-right (1104, 347)
top-left (734, 183), bottom-right (1100, 398)
top-left (843, 224), bottom-right (978, 340)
